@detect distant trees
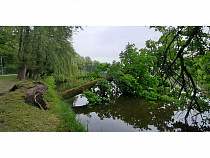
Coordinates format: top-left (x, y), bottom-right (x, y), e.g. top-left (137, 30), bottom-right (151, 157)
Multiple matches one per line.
top-left (74, 53), bottom-right (100, 74)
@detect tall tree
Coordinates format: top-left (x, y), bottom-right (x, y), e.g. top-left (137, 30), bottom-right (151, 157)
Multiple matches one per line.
top-left (17, 26), bottom-right (30, 80)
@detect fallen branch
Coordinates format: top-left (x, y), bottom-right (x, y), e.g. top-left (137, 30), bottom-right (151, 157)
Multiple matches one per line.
top-left (60, 76), bottom-right (113, 98)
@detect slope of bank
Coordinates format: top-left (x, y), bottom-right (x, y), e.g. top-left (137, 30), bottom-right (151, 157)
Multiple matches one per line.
top-left (0, 75), bottom-right (85, 132)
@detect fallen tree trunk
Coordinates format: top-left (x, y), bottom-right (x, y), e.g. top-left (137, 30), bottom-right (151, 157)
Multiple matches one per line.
top-left (10, 81), bottom-right (49, 110)
top-left (24, 82), bottom-right (48, 110)
top-left (60, 76), bottom-right (113, 98)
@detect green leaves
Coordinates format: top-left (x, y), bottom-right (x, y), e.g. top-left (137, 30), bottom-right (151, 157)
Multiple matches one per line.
top-left (113, 43), bottom-right (160, 96)
top-left (0, 26), bottom-right (82, 81)
top-left (82, 79), bottom-right (112, 107)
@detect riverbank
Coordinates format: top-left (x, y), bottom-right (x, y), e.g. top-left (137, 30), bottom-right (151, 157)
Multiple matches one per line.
top-left (0, 75), bottom-right (85, 132)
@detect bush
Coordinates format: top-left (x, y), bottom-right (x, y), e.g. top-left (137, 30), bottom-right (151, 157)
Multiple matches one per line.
top-left (41, 76), bottom-right (56, 88)
top-left (4, 64), bottom-right (18, 74)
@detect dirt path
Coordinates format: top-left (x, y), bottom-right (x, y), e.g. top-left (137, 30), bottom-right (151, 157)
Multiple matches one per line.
top-left (0, 75), bottom-right (18, 94)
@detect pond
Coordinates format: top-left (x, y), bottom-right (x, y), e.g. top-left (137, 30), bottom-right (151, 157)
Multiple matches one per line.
top-left (72, 94), bottom-right (210, 132)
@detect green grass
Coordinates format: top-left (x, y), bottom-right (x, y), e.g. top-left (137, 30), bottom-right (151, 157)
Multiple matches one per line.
top-left (0, 75), bottom-right (85, 132)
top-left (0, 75), bottom-right (18, 93)
top-left (43, 80), bottom-right (85, 132)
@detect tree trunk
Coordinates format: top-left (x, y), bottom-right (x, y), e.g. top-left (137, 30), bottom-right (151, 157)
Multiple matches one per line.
top-left (18, 62), bottom-right (26, 80)
top-left (60, 76), bottom-right (113, 98)
top-left (17, 26), bottom-right (30, 80)
top-left (32, 70), bottom-right (38, 80)
top-left (28, 69), bottom-right (33, 79)
top-left (25, 69), bottom-right (29, 77)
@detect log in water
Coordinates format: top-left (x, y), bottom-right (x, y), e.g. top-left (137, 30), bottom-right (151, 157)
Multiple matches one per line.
top-left (60, 76), bottom-right (113, 98)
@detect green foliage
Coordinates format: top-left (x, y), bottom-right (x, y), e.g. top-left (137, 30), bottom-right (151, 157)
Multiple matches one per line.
top-left (171, 87), bottom-right (181, 96)
top-left (76, 62), bottom-right (111, 84)
top-left (197, 99), bottom-right (209, 111)
top-left (76, 56), bottom-right (101, 74)
top-left (82, 79), bottom-right (112, 107)
top-left (192, 52), bottom-right (210, 85)
top-left (150, 26), bottom-right (210, 114)
top-left (82, 90), bottom-right (102, 107)
top-left (119, 43), bottom-right (159, 90)
top-left (143, 91), bottom-right (160, 101)
top-left (0, 27), bottom-right (19, 75)
top-left (94, 79), bottom-right (112, 97)
top-left (160, 95), bottom-right (174, 102)
top-left (41, 76), bottom-right (56, 88)
top-left (107, 43), bottom-right (160, 100)
top-left (118, 73), bottom-right (142, 96)
top-left (0, 26), bottom-right (83, 81)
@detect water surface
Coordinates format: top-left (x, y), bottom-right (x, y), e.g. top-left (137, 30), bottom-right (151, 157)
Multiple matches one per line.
top-left (73, 95), bottom-right (210, 132)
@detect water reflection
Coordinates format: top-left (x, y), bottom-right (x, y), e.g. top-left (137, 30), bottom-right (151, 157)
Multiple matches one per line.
top-left (73, 95), bottom-right (210, 132)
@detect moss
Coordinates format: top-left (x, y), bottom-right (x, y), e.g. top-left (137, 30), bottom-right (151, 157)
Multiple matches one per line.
top-left (14, 80), bottom-right (34, 90)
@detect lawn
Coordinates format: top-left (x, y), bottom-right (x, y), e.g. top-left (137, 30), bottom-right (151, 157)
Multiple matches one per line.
top-left (0, 75), bottom-right (18, 94)
top-left (0, 75), bottom-right (85, 132)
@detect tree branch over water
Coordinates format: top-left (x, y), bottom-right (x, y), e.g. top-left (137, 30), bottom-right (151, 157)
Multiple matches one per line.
top-left (160, 27), bottom-right (203, 118)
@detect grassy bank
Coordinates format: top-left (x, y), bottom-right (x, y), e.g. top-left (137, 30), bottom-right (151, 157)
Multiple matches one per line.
top-left (0, 75), bottom-right (85, 132)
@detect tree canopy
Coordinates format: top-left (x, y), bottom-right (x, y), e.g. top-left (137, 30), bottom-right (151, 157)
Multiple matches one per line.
top-left (0, 26), bottom-right (84, 81)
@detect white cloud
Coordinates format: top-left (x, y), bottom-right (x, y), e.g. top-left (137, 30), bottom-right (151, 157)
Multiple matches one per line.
top-left (73, 26), bottom-right (161, 63)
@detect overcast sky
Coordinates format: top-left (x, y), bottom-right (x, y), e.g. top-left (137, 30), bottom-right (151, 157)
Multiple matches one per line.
top-left (72, 26), bottom-right (162, 63)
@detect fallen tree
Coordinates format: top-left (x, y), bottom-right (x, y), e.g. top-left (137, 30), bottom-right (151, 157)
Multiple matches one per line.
top-left (60, 76), bottom-right (113, 98)
top-left (24, 82), bottom-right (48, 110)
top-left (10, 81), bottom-right (48, 110)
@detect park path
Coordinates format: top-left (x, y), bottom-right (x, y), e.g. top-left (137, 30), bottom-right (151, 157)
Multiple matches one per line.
top-left (0, 74), bottom-right (17, 77)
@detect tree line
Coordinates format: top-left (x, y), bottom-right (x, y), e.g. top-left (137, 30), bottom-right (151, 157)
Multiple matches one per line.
top-left (0, 26), bottom-right (100, 82)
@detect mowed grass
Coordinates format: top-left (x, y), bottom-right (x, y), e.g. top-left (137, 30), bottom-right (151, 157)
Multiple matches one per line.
top-left (0, 75), bottom-right (18, 93)
top-left (0, 76), bottom-right (85, 132)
